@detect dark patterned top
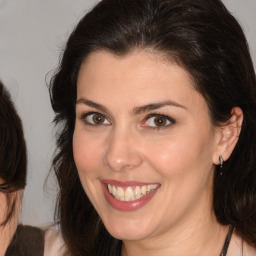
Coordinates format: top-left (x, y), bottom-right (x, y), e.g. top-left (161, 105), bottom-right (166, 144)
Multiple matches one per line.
top-left (5, 225), bottom-right (44, 256)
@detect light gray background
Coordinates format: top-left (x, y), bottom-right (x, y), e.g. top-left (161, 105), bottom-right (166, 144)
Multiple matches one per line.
top-left (0, 0), bottom-right (255, 227)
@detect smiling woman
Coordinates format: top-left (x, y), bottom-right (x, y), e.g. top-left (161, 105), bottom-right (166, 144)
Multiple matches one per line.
top-left (0, 81), bottom-right (25, 256)
top-left (48, 0), bottom-right (256, 255)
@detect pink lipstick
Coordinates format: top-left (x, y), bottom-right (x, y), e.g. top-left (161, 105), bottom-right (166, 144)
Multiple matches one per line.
top-left (101, 180), bottom-right (160, 211)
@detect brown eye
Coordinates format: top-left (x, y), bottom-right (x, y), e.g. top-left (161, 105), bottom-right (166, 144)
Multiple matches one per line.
top-left (84, 113), bottom-right (110, 125)
top-left (143, 114), bottom-right (175, 128)
top-left (153, 116), bottom-right (167, 127)
top-left (93, 114), bottom-right (105, 124)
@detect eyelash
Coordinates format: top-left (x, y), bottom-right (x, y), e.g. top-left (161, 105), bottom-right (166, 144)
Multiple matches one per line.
top-left (79, 112), bottom-right (176, 129)
top-left (142, 113), bottom-right (176, 130)
top-left (80, 112), bottom-right (111, 126)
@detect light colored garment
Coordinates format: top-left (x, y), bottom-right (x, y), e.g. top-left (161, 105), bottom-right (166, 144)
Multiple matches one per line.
top-left (44, 228), bottom-right (66, 256)
top-left (227, 231), bottom-right (256, 256)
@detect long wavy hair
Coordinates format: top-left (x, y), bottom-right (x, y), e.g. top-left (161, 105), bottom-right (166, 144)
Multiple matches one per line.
top-left (0, 81), bottom-right (27, 226)
top-left (49, 0), bottom-right (256, 255)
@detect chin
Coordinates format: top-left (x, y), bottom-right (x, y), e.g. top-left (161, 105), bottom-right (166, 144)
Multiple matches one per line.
top-left (108, 229), bottom-right (149, 241)
top-left (102, 216), bottom-right (154, 241)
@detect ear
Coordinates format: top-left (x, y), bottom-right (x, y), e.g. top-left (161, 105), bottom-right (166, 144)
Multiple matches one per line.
top-left (212, 107), bottom-right (243, 165)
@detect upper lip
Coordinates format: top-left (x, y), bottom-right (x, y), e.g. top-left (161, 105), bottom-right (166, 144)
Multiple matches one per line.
top-left (101, 179), bottom-right (160, 187)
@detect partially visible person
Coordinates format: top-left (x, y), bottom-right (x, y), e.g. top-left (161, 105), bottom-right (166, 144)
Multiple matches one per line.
top-left (0, 81), bottom-right (44, 256)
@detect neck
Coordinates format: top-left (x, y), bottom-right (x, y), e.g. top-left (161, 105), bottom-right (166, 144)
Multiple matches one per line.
top-left (122, 204), bottom-right (229, 256)
top-left (0, 192), bottom-right (21, 256)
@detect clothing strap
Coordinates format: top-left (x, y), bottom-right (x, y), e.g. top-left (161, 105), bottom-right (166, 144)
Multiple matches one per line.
top-left (219, 225), bottom-right (234, 256)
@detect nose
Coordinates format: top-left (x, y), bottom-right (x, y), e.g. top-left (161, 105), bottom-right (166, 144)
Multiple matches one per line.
top-left (103, 129), bottom-right (143, 172)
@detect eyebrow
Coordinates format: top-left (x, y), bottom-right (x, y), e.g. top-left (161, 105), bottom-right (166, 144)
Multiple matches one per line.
top-left (133, 100), bottom-right (187, 115)
top-left (76, 98), bottom-right (187, 116)
top-left (76, 98), bottom-right (111, 115)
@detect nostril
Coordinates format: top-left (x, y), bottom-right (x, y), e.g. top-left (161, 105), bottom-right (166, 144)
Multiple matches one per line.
top-left (104, 153), bottom-right (143, 172)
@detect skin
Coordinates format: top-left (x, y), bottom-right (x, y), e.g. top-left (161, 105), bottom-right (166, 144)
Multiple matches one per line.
top-left (73, 50), bottom-right (243, 255)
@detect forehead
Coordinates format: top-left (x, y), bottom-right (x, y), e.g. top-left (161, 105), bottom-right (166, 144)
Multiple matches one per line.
top-left (77, 50), bottom-right (206, 113)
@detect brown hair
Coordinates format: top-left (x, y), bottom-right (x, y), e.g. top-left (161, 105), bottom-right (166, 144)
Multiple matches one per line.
top-left (49, 0), bottom-right (256, 255)
top-left (0, 81), bottom-right (27, 226)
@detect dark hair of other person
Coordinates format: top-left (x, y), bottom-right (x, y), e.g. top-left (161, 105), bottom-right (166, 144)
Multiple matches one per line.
top-left (49, 0), bottom-right (256, 255)
top-left (0, 81), bottom-right (27, 226)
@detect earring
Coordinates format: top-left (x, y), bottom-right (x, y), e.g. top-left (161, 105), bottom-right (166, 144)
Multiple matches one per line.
top-left (219, 155), bottom-right (224, 176)
top-left (219, 155), bottom-right (224, 168)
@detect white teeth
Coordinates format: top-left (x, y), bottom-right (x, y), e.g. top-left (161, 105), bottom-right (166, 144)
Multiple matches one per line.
top-left (108, 184), bottom-right (112, 194)
top-left (125, 187), bottom-right (134, 201)
top-left (152, 184), bottom-right (158, 190)
top-left (116, 186), bottom-right (124, 200)
top-left (141, 185), bottom-right (147, 195)
top-left (107, 184), bottom-right (159, 201)
top-left (134, 186), bottom-right (141, 199)
top-left (112, 185), bottom-right (117, 196)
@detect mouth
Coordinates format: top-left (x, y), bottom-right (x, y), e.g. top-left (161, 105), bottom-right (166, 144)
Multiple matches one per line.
top-left (107, 183), bottom-right (159, 201)
top-left (101, 180), bottom-right (160, 211)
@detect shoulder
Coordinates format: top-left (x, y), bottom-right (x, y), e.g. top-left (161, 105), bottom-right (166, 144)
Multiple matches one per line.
top-left (44, 228), bottom-right (66, 256)
top-left (228, 231), bottom-right (256, 256)
top-left (6, 224), bottom-right (44, 256)
top-left (243, 241), bottom-right (256, 256)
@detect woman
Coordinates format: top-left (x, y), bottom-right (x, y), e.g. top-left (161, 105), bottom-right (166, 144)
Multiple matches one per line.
top-left (0, 81), bottom-right (44, 256)
top-left (48, 0), bottom-right (256, 255)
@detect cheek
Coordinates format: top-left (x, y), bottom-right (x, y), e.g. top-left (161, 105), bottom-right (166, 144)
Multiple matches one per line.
top-left (0, 192), bottom-right (7, 221)
top-left (144, 132), bottom-right (214, 179)
top-left (73, 129), bottom-right (105, 207)
top-left (145, 141), bottom-right (191, 178)
top-left (73, 129), bottom-right (103, 176)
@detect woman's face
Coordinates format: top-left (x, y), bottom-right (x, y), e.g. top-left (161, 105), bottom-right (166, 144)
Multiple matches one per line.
top-left (73, 50), bottom-right (220, 241)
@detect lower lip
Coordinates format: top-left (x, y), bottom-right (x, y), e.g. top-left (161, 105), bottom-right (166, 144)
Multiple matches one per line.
top-left (102, 183), bottom-right (160, 211)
